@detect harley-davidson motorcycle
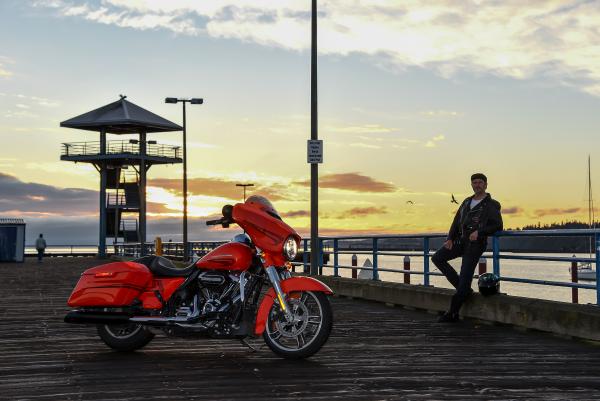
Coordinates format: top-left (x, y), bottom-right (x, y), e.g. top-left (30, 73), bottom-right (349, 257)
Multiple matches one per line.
top-left (64, 196), bottom-right (333, 359)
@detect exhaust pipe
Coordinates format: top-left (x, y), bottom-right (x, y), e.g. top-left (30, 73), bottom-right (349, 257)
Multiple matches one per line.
top-left (64, 310), bottom-right (131, 325)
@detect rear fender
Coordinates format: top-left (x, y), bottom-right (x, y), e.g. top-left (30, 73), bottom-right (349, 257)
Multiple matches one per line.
top-left (254, 277), bottom-right (333, 335)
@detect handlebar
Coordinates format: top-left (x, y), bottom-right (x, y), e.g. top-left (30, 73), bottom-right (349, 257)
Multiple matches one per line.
top-left (206, 219), bottom-right (222, 226)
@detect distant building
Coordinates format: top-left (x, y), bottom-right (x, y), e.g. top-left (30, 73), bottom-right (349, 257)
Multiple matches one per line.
top-left (0, 218), bottom-right (26, 262)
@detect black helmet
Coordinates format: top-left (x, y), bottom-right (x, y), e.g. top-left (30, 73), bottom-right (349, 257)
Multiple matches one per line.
top-left (478, 273), bottom-right (500, 296)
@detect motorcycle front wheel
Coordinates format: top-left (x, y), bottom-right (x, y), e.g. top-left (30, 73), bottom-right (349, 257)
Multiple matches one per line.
top-left (263, 291), bottom-right (332, 359)
top-left (97, 323), bottom-right (154, 352)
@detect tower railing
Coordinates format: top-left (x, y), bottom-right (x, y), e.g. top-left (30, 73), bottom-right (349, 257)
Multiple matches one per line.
top-left (61, 141), bottom-right (181, 159)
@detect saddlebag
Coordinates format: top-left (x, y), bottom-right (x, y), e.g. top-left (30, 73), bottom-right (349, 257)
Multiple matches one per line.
top-left (67, 261), bottom-right (152, 307)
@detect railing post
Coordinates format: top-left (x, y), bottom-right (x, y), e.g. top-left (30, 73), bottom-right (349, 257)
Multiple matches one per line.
top-left (596, 234), bottom-right (600, 305)
top-left (333, 238), bottom-right (339, 277)
top-left (571, 255), bottom-right (578, 304)
top-left (423, 237), bottom-right (430, 286)
top-left (492, 235), bottom-right (500, 277)
top-left (372, 237), bottom-right (379, 280)
top-left (303, 239), bottom-right (309, 274)
top-left (403, 255), bottom-right (410, 284)
top-left (478, 257), bottom-right (487, 275)
top-left (352, 254), bottom-right (358, 278)
top-left (318, 238), bottom-right (324, 275)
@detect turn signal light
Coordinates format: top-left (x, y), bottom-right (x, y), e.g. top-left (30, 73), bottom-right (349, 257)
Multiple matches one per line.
top-left (95, 272), bottom-right (115, 278)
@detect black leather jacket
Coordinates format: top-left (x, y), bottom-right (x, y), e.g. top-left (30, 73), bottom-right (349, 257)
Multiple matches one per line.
top-left (447, 193), bottom-right (503, 241)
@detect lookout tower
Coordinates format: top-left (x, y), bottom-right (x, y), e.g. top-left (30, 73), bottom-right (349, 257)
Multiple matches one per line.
top-left (60, 96), bottom-right (183, 257)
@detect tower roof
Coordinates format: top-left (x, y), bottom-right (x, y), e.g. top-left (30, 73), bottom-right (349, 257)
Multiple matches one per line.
top-left (60, 96), bottom-right (182, 134)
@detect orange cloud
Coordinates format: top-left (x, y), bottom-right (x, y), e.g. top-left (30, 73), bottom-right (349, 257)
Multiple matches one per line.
top-left (294, 173), bottom-right (396, 193)
top-left (534, 207), bottom-right (581, 217)
top-left (337, 206), bottom-right (388, 219)
top-left (281, 210), bottom-right (310, 218)
top-left (503, 206), bottom-right (524, 215)
top-left (150, 177), bottom-right (290, 201)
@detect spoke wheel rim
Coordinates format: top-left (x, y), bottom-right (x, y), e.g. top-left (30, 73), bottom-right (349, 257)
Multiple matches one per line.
top-left (266, 291), bottom-right (323, 352)
top-left (104, 323), bottom-right (142, 339)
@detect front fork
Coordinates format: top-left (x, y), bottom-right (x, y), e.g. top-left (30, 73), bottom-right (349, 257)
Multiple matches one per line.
top-left (265, 266), bottom-right (294, 322)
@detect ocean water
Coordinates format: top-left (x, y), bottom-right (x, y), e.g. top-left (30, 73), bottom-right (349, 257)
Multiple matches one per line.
top-left (321, 252), bottom-right (598, 305)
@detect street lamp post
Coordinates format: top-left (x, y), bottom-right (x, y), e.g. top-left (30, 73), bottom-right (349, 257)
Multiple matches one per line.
top-left (165, 97), bottom-right (203, 261)
top-left (236, 183), bottom-right (254, 202)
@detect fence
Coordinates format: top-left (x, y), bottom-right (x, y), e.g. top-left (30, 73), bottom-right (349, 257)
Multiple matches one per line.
top-left (302, 229), bottom-right (600, 305)
top-left (61, 140), bottom-right (181, 159)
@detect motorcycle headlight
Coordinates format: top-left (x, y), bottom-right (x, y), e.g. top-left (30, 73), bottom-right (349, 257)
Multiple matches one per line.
top-left (283, 236), bottom-right (298, 261)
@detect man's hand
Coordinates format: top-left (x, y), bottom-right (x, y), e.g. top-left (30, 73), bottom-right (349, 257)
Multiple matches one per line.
top-left (469, 231), bottom-right (479, 241)
top-left (443, 240), bottom-right (453, 250)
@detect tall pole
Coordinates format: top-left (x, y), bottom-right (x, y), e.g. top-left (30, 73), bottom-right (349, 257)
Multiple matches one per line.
top-left (183, 101), bottom-right (188, 261)
top-left (99, 129), bottom-right (107, 258)
top-left (310, 0), bottom-right (319, 275)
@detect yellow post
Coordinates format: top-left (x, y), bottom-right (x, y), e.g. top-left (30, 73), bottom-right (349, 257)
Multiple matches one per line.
top-left (155, 237), bottom-right (163, 256)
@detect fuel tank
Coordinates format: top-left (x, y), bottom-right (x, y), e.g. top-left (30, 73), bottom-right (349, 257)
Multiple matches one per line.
top-left (195, 242), bottom-right (254, 271)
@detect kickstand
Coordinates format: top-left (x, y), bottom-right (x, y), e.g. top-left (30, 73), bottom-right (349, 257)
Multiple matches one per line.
top-left (240, 338), bottom-right (262, 352)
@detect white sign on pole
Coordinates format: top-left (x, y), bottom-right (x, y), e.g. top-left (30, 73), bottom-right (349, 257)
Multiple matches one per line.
top-left (307, 140), bottom-right (323, 164)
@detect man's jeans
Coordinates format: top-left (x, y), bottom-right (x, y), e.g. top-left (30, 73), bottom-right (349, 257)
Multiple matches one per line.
top-left (431, 239), bottom-right (486, 314)
top-left (37, 249), bottom-right (44, 262)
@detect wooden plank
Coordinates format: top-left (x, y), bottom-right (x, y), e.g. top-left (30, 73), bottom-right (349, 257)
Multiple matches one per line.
top-left (1, 258), bottom-right (600, 400)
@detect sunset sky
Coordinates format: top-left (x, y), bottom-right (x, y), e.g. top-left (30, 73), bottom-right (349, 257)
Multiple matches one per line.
top-left (2, 1), bottom-right (600, 244)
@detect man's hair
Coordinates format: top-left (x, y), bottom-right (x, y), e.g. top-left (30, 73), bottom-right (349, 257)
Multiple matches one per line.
top-left (471, 173), bottom-right (487, 182)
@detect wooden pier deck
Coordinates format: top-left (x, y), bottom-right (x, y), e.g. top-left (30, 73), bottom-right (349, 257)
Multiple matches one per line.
top-left (1, 258), bottom-right (600, 400)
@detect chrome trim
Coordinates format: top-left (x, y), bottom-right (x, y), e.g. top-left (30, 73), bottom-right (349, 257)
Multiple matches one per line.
top-left (266, 265), bottom-right (293, 321)
top-left (239, 271), bottom-right (248, 303)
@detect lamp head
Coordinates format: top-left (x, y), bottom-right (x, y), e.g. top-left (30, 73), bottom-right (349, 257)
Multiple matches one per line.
top-left (190, 98), bottom-right (204, 105)
top-left (165, 97), bottom-right (178, 104)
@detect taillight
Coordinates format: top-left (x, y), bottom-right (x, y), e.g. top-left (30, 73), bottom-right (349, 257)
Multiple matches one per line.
top-left (94, 272), bottom-right (115, 278)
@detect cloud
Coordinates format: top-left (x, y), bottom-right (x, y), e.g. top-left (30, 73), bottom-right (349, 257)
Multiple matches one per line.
top-left (349, 143), bottom-right (382, 149)
top-left (425, 134), bottom-right (445, 148)
top-left (421, 110), bottom-right (463, 118)
top-left (293, 172), bottom-right (396, 193)
top-left (0, 172), bottom-right (97, 216)
top-left (534, 207), bottom-right (581, 217)
top-left (327, 124), bottom-right (396, 135)
top-left (336, 206), bottom-right (388, 219)
top-left (32, 1), bottom-right (600, 96)
top-left (281, 210), bottom-right (310, 218)
top-left (503, 206), bottom-right (524, 215)
top-left (150, 176), bottom-right (292, 201)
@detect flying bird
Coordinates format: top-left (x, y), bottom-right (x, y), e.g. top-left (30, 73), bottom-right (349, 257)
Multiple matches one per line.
top-left (406, 200), bottom-right (414, 205)
top-left (451, 194), bottom-right (459, 204)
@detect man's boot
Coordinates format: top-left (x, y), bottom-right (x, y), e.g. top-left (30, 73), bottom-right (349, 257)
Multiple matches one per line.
top-left (437, 311), bottom-right (459, 323)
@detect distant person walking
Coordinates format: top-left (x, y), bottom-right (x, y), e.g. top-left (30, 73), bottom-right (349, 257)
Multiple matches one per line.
top-left (432, 173), bottom-right (503, 323)
top-left (35, 234), bottom-right (47, 263)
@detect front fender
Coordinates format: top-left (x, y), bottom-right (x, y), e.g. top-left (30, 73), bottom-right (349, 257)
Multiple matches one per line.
top-left (254, 276), bottom-right (333, 335)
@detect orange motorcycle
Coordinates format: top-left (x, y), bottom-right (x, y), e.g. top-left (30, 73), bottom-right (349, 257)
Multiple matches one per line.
top-left (65, 196), bottom-right (333, 359)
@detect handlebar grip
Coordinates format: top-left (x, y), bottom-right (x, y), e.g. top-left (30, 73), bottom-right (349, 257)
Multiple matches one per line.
top-left (206, 219), bottom-right (222, 226)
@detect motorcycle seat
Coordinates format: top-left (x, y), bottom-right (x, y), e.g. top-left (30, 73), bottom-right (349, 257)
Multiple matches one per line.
top-left (135, 255), bottom-right (196, 277)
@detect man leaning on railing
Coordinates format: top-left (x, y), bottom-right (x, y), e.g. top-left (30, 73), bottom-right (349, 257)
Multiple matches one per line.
top-left (432, 173), bottom-right (503, 323)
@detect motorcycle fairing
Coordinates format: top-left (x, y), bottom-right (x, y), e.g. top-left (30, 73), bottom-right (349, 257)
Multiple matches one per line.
top-left (233, 202), bottom-right (301, 267)
top-left (254, 277), bottom-right (333, 335)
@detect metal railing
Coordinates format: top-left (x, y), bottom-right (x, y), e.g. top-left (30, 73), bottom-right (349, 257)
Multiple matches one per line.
top-left (114, 241), bottom-right (227, 260)
top-left (298, 229), bottom-right (600, 305)
top-left (61, 141), bottom-right (181, 159)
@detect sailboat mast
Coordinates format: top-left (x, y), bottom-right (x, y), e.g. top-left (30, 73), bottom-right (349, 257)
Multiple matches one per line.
top-left (589, 155), bottom-right (594, 229)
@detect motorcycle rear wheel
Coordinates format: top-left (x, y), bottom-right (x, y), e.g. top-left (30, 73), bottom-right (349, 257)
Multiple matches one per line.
top-left (263, 291), bottom-right (332, 359)
top-left (97, 323), bottom-right (154, 352)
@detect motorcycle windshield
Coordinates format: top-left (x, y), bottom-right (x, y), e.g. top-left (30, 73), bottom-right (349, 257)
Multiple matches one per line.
top-left (245, 195), bottom-right (281, 220)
